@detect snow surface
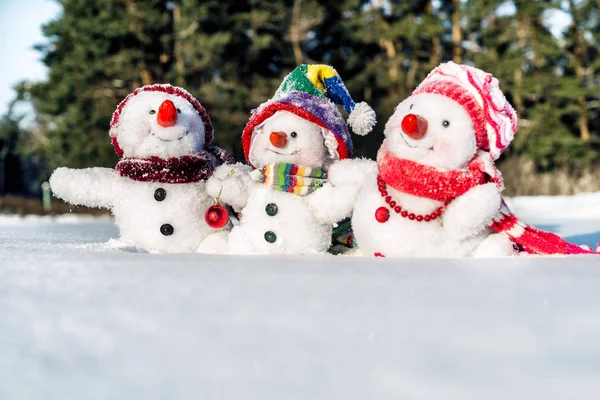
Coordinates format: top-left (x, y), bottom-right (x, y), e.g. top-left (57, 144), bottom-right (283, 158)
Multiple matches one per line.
top-left (1, 193), bottom-right (600, 399)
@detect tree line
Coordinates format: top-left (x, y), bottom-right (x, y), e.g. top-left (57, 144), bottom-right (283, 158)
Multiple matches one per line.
top-left (1, 0), bottom-right (599, 196)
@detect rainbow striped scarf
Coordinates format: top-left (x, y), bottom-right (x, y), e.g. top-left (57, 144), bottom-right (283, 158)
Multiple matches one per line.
top-left (254, 163), bottom-right (327, 196)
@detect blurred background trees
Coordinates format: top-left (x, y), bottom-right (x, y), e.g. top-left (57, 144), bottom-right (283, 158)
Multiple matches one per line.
top-left (1, 0), bottom-right (599, 198)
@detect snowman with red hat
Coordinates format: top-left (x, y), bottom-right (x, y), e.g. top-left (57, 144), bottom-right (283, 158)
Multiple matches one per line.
top-left (50, 84), bottom-right (234, 253)
top-left (328, 61), bottom-right (597, 257)
top-left (198, 64), bottom-right (376, 254)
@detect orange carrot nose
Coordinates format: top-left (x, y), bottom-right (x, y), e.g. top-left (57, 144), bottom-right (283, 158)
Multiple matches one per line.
top-left (269, 131), bottom-right (287, 148)
top-left (401, 113), bottom-right (428, 140)
top-left (157, 99), bottom-right (178, 127)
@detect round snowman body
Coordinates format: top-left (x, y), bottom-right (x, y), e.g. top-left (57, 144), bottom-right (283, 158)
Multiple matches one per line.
top-left (228, 186), bottom-right (332, 255)
top-left (345, 91), bottom-right (512, 258)
top-left (113, 178), bottom-right (215, 253)
top-left (49, 85), bottom-right (229, 253)
top-left (351, 173), bottom-right (487, 257)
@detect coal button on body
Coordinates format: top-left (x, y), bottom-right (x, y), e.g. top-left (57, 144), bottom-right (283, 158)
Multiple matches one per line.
top-left (264, 231), bottom-right (277, 243)
top-left (160, 224), bottom-right (174, 236)
top-left (154, 188), bottom-right (167, 201)
top-left (265, 203), bottom-right (278, 216)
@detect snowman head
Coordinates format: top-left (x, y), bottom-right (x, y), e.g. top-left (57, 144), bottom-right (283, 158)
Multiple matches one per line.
top-left (110, 84), bottom-right (213, 159)
top-left (384, 62), bottom-right (517, 170)
top-left (248, 111), bottom-right (336, 169)
top-left (242, 65), bottom-right (377, 169)
top-left (384, 93), bottom-right (477, 170)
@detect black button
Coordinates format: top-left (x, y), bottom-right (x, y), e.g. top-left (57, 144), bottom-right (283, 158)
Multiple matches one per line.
top-left (154, 188), bottom-right (167, 201)
top-left (265, 203), bottom-right (278, 216)
top-left (264, 231), bottom-right (276, 243)
top-left (160, 224), bottom-right (174, 236)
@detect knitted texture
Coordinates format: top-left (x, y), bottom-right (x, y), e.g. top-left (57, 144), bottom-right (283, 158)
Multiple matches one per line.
top-left (110, 84), bottom-right (214, 157)
top-left (242, 91), bottom-right (352, 166)
top-left (377, 147), bottom-right (597, 256)
top-left (254, 162), bottom-right (327, 196)
top-left (412, 61), bottom-right (517, 160)
top-left (116, 146), bottom-right (233, 184)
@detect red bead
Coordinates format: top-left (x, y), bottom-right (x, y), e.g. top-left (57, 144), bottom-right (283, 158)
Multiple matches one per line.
top-left (375, 207), bottom-right (390, 223)
top-left (416, 215), bottom-right (424, 222)
top-left (385, 196), bottom-right (392, 203)
top-left (389, 200), bottom-right (396, 208)
top-left (424, 215), bottom-right (431, 222)
top-left (401, 211), bottom-right (408, 218)
top-left (394, 206), bottom-right (401, 213)
top-left (408, 213), bottom-right (416, 220)
top-left (431, 214), bottom-right (438, 220)
top-left (204, 204), bottom-right (229, 228)
top-left (381, 190), bottom-right (388, 197)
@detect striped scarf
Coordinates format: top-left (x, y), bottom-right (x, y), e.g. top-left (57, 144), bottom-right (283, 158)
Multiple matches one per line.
top-left (254, 163), bottom-right (327, 196)
top-left (378, 147), bottom-right (598, 256)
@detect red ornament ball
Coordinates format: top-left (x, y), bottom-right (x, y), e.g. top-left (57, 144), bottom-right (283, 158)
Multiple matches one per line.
top-left (375, 206), bottom-right (390, 223)
top-left (205, 204), bottom-right (229, 228)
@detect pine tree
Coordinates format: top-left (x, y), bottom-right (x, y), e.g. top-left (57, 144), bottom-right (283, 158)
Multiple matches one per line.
top-left (26, 0), bottom-right (176, 171)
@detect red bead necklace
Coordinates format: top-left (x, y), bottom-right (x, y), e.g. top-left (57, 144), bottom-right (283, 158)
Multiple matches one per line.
top-left (375, 176), bottom-right (446, 223)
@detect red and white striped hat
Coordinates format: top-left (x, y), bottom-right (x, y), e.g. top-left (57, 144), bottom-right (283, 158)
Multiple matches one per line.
top-left (412, 61), bottom-right (517, 161)
top-left (109, 84), bottom-right (213, 157)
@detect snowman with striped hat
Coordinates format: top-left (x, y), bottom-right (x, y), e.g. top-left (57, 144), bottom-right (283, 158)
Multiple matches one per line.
top-left (327, 61), bottom-right (597, 257)
top-left (199, 64), bottom-right (376, 254)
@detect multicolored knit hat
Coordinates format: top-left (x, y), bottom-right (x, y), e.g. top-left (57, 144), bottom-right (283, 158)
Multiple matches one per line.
top-left (412, 61), bottom-right (517, 160)
top-left (242, 64), bottom-right (376, 166)
top-left (109, 84), bottom-right (214, 157)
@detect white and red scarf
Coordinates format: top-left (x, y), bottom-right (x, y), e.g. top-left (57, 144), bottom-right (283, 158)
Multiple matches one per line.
top-left (116, 146), bottom-right (234, 184)
top-left (377, 147), bottom-right (597, 256)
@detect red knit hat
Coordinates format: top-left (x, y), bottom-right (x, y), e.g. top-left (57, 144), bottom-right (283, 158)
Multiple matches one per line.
top-left (412, 62), bottom-right (517, 161)
top-left (109, 84), bottom-right (214, 157)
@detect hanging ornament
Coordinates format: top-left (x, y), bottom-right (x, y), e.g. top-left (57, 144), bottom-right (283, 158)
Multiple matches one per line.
top-left (204, 170), bottom-right (235, 229)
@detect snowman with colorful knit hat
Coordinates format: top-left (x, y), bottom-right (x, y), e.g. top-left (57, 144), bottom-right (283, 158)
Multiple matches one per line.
top-left (199, 64), bottom-right (376, 254)
top-left (50, 84), bottom-right (234, 253)
top-left (328, 61), bottom-right (597, 257)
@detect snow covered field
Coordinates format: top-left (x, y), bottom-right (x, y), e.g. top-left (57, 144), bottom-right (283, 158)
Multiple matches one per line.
top-left (1, 194), bottom-right (600, 399)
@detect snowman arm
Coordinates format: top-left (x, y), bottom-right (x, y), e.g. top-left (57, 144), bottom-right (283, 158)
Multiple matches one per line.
top-left (307, 182), bottom-right (362, 225)
top-left (306, 158), bottom-right (376, 224)
top-left (326, 158), bottom-right (377, 187)
top-left (49, 167), bottom-right (121, 209)
top-left (442, 183), bottom-right (501, 240)
top-left (205, 163), bottom-right (256, 210)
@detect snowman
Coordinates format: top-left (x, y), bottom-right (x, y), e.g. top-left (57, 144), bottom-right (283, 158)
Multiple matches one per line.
top-left (328, 61), bottom-right (596, 257)
top-left (198, 64), bottom-right (376, 255)
top-left (50, 84), bottom-right (234, 253)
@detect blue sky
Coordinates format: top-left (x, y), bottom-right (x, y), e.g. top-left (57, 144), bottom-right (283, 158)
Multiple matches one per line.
top-left (0, 0), bottom-right (61, 116)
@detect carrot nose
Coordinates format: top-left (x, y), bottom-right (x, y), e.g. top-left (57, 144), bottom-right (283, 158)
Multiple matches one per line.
top-left (157, 99), bottom-right (177, 127)
top-left (269, 131), bottom-right (287, 148)
top-left (401, 113), bottom-right (428, 140)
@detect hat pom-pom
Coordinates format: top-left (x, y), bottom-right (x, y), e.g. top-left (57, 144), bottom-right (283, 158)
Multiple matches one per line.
top-left (348, 102), bottom-right (376, 135)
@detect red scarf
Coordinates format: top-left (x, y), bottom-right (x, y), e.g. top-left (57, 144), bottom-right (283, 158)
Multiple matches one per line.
top-left (377, 147), bottom-right (597, 256)
top-left (116, 146), bottom-right (234, 184)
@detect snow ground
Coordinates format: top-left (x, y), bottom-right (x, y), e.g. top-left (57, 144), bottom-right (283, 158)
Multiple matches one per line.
top-left (1, 194), bottom-right (600, 399)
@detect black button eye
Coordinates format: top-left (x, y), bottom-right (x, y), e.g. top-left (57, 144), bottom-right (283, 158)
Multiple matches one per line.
top-left (176, 108), bottom-right (181, 114)
top-left (442, 120), bottom-right (450, 128)
top-left (149, 110), bottom-right (156, 115)
top-left (290, 132), bottom-right (297, 138)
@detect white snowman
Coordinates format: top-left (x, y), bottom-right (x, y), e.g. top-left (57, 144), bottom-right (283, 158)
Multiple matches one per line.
top-left (199, 64), bottom-right (376, 255)
top-left (50, 84), bottom-right (234, 253)
top-left (329, 62), bottom-right (599, 257)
